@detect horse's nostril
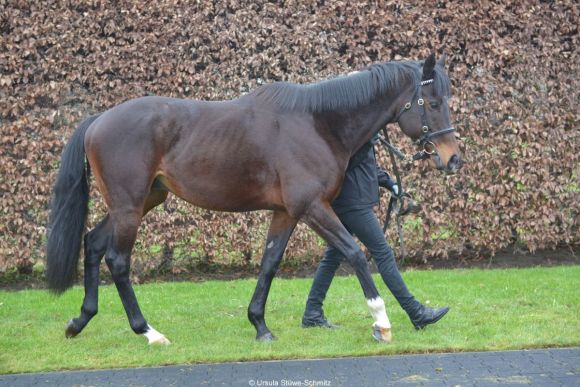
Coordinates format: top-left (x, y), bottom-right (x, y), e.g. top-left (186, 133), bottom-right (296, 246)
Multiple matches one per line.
top-left (447, 154), bottom-right (460, 170)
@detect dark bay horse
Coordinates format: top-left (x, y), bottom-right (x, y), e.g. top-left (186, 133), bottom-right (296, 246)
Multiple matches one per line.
top-left (46, 54), bottom-right (461, 344)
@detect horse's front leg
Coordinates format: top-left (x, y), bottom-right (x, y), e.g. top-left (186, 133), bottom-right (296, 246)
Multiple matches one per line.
top-left (304, 200), bottom-right (392, 342)
top-left (248, 210), bottom-right (298, 341)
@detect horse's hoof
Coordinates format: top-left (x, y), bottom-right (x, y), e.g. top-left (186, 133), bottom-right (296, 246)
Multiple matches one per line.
top-left (148, 335), bottom-right (171, 345)
top-left (65, 319), bottom-right (80, 338)
top-left (256, 332), bottom-right (277, 342)
top-left (143, 325), bottom-right (171, 345)
top-left (372, 325), bottom-right (392, 343)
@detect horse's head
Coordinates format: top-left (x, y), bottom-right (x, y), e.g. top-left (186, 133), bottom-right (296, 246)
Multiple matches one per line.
top-left (395, 54), bottom-right (462, 174)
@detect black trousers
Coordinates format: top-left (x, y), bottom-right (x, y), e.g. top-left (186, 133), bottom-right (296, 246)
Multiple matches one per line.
top-left (304, 206), bottom-right (421, 317)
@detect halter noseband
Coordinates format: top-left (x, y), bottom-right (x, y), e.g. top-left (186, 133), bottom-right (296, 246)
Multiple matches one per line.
top-left (394, 78), bottom-right (456, 160)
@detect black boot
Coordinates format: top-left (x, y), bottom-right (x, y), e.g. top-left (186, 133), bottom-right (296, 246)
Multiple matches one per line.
top-left (410, 305), bottom-right (450, 330)
top-left (302, 307), bottom-right (339, 329)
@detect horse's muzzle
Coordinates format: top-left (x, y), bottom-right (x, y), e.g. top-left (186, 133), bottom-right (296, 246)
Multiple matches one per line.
top-left (446, 154), bottom-right (462, 174)
top-left (432, 153), bottom-right (462, 174)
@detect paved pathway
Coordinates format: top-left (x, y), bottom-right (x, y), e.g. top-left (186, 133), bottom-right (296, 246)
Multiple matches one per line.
top-left (1, 348), bottom-right (578, 387)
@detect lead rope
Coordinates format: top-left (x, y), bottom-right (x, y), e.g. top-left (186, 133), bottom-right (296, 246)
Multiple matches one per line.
top-left (380, 127), bottom-right (408, 266)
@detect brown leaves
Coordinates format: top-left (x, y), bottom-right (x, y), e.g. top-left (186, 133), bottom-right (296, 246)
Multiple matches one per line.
top-left (1, 0), bottom-right (578, 275)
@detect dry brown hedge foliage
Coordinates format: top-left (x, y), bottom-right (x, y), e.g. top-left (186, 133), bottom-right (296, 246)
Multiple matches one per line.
top-left (1, 0), bottom-right (578, 277)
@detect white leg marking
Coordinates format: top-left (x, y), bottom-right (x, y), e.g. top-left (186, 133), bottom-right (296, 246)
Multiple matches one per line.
top-left (267, 241), bottom-right (274, 249)
top-left (367, 297), bottom-right (391, 329)
top-left (143, 324), bottom-right (171, 345)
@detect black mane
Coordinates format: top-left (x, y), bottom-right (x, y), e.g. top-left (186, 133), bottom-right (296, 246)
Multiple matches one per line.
top-left (253, 60), bottom-right (451, 113)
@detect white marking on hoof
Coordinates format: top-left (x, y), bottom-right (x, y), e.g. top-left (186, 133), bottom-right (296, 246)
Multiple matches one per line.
top-left (366, 297), bottom-right (391, 329)
top-left (143, 325), bottom-right (171, 345)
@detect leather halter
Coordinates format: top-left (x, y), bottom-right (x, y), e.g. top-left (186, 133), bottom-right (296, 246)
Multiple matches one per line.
top-left (393, 78), bottom-right (456, 160)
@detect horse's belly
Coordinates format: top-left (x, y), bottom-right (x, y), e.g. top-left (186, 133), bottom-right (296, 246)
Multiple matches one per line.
top-left (157, 173), bottom-right (281, 212)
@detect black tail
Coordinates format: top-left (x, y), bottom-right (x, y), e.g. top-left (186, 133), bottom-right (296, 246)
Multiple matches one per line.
top-left (46, 114), bottom-right (101, 294)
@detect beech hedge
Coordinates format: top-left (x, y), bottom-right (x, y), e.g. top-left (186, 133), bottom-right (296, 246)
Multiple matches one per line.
top-left (0, 0), bottom-right (577, 277)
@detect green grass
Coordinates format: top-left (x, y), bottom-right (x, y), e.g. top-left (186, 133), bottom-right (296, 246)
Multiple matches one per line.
top-left (1, 266), bottom-right (579, 374)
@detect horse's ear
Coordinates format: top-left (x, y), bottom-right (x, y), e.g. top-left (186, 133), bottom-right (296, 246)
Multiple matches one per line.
top-left (437, 53), bottom-right (447, 68)
top-left (422, 53), bottom-right (436, 80)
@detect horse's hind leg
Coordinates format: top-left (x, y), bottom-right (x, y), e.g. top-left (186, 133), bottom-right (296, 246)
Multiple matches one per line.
top-left (65, 188), bottom-right (168, 339)
top-left (248, 210), bottom-right (298, 341)
top-left (65, 215), bottom-right (111, 338)
top-left (104, 187), bottom-right (170, 345)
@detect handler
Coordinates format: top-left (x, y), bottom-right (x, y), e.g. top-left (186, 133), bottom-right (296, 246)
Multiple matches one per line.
top-left (302, 137), bottom-right (449, 331)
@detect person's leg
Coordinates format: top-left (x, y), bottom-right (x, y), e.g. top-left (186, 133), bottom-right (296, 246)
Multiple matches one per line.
top-left (343, 208), bottom-right (449, 329)
top-left (302, 244), bottom-right (343, 327)
top-left (341, 208), bottom-right (421, 314)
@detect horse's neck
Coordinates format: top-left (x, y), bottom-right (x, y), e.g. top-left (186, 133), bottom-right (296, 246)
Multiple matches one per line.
top-left (332, 92), bottom-right (402, 156)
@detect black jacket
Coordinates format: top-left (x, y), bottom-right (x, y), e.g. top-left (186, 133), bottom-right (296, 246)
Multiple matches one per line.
top-left (332, 141), bottom-right (396, 214)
